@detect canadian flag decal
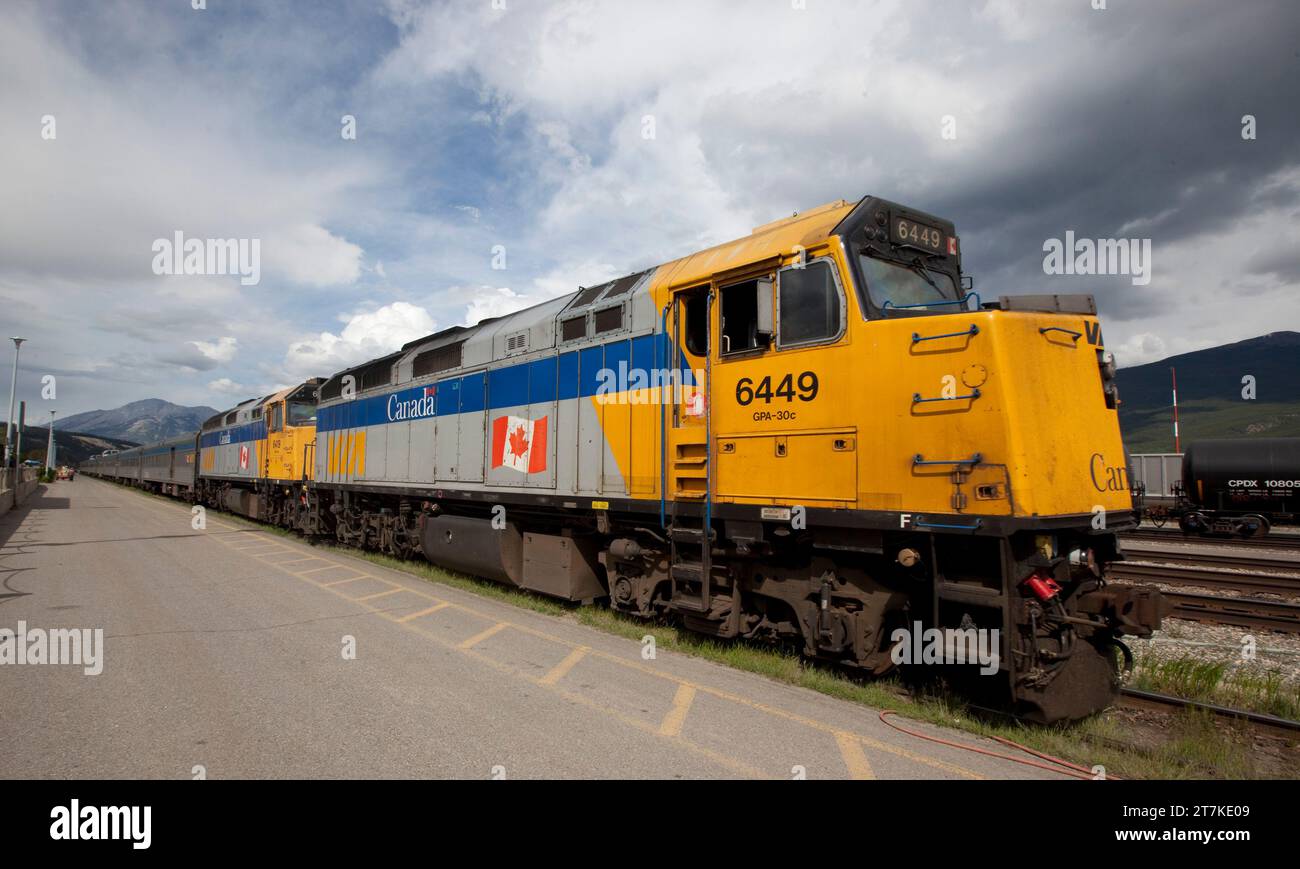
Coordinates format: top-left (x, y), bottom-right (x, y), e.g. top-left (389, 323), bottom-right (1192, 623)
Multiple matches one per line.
top-left (491, 414), bottom-right (548, 474)
top-left (239, 444), bottom-right (250, 470)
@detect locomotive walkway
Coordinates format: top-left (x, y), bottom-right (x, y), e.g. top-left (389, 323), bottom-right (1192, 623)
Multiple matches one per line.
top-left (0, 478), bottom-right (1069, 780)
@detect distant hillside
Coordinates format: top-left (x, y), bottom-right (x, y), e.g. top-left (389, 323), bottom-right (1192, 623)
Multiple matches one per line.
top-left (56, 398), bottom-right (217, 444)
top-left (1, 426), bottom-right (138, 467)
top-left (1116, 331), bottom-right (1300, 453)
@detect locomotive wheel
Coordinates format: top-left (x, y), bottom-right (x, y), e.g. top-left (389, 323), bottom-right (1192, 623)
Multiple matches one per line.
top-left (1178, 512), bottom-right (1207, 535)
top-left (1239, 514), bottom-right (1271, 538)
top-left (1017, 639), bottom-right (1120, 724)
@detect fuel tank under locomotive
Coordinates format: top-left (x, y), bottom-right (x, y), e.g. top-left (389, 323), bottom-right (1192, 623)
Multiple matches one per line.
top-left (418, 513), bottom-right (607, 602)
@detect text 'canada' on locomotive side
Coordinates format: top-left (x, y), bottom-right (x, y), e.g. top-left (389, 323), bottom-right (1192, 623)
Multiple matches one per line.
top-left (83, 194), bottom-right (1167, 723)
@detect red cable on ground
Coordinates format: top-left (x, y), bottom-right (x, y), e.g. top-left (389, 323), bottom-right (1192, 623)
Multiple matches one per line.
top-left (878, 710), bottom-right (1120, 781)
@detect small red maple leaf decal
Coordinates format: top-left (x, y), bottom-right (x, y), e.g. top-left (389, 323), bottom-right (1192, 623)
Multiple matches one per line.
top-left (508, 423), bottom-right (530, 458)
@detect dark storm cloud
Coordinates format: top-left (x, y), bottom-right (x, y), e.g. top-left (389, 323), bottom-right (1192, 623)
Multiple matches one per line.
top-left (94, 308), bottom-right (209, 343)
top-left (155, 344), bottom-right (221, 372)
top-left (928, 0), bottom-right (1300, 318)
top-left (1248, 244), bottom-right (1300, 283)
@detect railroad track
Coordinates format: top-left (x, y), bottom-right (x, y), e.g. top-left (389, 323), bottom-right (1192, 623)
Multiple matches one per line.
top-left (1119, 543), bottom-right (1300, 575)
top-left (1118, 688), bottom-right (1300, 741)
top-left (1108, 561), bottom-right (1300, 595)
top-left (1123, 527), bottom-right (1300, 551)
top-left (1162, 590), bottom-right (1300, 634)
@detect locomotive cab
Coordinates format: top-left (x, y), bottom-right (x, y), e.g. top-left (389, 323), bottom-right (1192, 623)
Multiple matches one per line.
top-left (262, 379), bottom-right (323, 483)
top-left (643, 195), bottom-right (1167, 721)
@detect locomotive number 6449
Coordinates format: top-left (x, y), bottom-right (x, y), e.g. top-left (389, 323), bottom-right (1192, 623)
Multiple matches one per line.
top-left (735, 371), bottom-right (819, 406)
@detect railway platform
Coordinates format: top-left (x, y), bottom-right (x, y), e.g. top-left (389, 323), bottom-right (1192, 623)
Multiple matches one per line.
top-left (0, 477), bottom-right (1075, 780)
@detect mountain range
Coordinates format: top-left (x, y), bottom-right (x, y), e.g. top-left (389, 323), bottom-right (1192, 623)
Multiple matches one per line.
top-left (2, 425), bottom-right (138, 467)
top-left (56, 399), bottom-right (218, 445)
top-left (1115, 331), bottom-right (1300, 453)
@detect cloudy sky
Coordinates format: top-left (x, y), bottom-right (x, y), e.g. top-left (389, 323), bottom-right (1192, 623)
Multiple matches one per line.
top-left (2, 0), bottom-right (1297, 418)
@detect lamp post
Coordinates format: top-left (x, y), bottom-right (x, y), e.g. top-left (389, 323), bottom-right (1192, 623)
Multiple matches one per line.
top-left (15, 401), bottom-right (25, 473)
top-left (5, 337), bottom-right (25, 468)
top-left (45, 411), bottom-right (56, 474)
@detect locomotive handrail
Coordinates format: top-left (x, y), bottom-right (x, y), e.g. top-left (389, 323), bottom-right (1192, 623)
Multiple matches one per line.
top-left (912, 388), bottom-right (981, 404)
top-left (659, 303), bottom-right (670, 529)
top-left (914, 517), bottom-right (983, 532)
top-left (703, 290), bottom-right (715, 602)
top-left (911, 324), bottom-right (979, 345)
top-left (1039, 326), bottom-right (1082, 342)
top-left (882, 292), bottom-right (981, 314)
top-left (913, 453), bottom-right (983, 467)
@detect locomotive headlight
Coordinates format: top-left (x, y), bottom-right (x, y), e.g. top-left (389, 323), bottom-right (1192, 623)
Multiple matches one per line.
top-left (1098, 351), bottom-right (1117, 381)
top-left (1098, 351), bottom-right (1119, 409)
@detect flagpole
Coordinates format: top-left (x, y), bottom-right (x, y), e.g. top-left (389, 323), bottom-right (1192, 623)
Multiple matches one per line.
top-left (1170, 367), bottom-right (1180, 453)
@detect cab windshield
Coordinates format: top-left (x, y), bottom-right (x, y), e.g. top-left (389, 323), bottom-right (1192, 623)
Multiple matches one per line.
top-left (287, 401), bottom-right (317, 426)
top-left (857, 253), bottom-right (961, 313)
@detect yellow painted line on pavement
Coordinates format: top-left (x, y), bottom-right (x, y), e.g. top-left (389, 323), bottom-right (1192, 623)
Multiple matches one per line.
top-left (323, 576), bottom-right (369, 588)
top-left (353, 587), bottom-right (407, 603)
top-left (539, 646), bottom-right (589, 686)
top-left (835, 731), bottom-right (876, 780)
top-left (658, 684), bottom-right (696, 738)
top-left (115, 485), bottom-right (998, 780)
top-left (77, 482), bottom-right (765, 780)
top-left (297, 564), bottom-right (352, 576)
top-left (397, 602), bottom-right (451, 623)
top-left (574, 646), bottom-right (984, 780)
top-left (527, 675), bottom-right (768, 780)
top-left (459, 621), bottom-right (509, 650)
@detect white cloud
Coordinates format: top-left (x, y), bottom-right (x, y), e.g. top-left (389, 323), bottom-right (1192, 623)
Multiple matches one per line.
top-left (282, 302), bottom-right (437, 380)
top-left (1113, 332), bottom-right (1168, 368)
top-left (976, 0), bottom-right (1050, 42)
top-left (461, 287), bottom-right (538, 326)
top-left (208, 378), bottom-right (250, 397)
top-left (371, 0), bottom-right (1028, 277)
top-left (192, 337), bottom-right (238, 365)
top-left (264, 224), bottom-right (364, 288)
top-left (531, 260), bottom-right (625, 298)
top-left (0, 7), bottom-right (371, 290)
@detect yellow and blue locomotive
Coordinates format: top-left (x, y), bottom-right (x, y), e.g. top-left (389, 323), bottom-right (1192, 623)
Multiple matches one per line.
top-left (86, 194), bottom-right (1166, 721)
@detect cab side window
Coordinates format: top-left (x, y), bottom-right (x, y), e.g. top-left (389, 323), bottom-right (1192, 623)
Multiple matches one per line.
top-left (683, 292), bottom-right (709, 356)
top-left (270, 403), bottom-right (283, 432)
top-left (719, 278), bottom-right (773, 356)
top-left (778, 260), bottom-right (842, 347)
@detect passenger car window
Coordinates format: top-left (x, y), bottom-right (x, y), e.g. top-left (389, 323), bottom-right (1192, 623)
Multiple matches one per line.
top-left (779, 261), bottom-right (842, 347)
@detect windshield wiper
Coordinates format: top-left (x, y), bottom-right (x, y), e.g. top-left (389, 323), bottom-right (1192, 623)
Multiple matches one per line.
top-left (908, 256), bottom-right (941, 293)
